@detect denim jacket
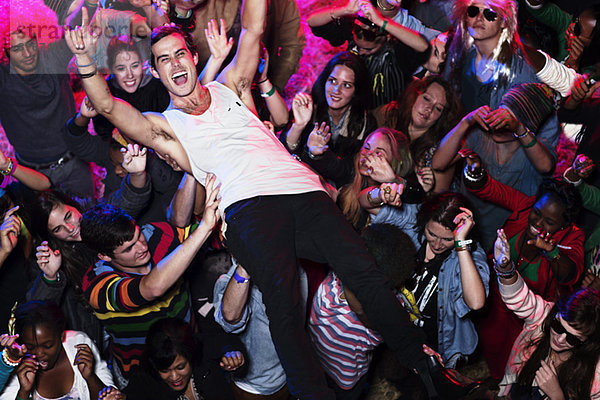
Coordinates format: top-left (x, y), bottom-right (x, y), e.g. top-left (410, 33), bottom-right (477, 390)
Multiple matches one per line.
top-left (373, 204), bottom-right (490, 365)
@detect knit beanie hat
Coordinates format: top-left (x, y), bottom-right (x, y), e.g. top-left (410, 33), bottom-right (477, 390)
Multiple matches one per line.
top-left (499, 83), bottom-right (555, 132)
top-left (44, 0), bottom-right (72, 25)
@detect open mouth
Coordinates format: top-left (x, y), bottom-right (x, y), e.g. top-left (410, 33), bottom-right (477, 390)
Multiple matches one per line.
top-left (169, 378), bottom-right (185, 388)
top-left (38, 360), bottom-right (49, 370)
top-left (122, 79), bottom-right (137, 88)
top-left (172, 71), bottom-right (188, 86)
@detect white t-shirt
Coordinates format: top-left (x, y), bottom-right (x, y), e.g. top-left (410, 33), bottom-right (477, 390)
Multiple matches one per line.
top-left (163, 81), bottom-right (324, 212)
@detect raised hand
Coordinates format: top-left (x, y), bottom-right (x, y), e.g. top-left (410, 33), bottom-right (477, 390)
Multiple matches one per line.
top-left (573, 154), bottom-right (594, 179)
top-left (494, 229), bottom-right (511, 268)
top-left (201, 174), bottom-right (221, 231)
top-left (99, 386), bottom-right (126, 400)
top-left (307, 122), bottom-right (331, 156)
top-left (35, 240), bottom-right (62, 281)
top-left (121, 143), bottom-right (147, 175)
top-left (291, 93), bottom-right (314, 128)
top-left (464, 105), bottom-right (493, 132)
top-left (74, 344), bottom-right (96, 381)
top-left (65, 8), bottom-right (99, 56)
top-left (536, 360), bottom-right (564, 400)
top-left (483, 106), bottom-right (520, 133)
top-left (458, 148), bottom-right (483, 176)
top-left (358, 0), bottom-right (383, 25)
top-left (16, 356), bottom-right (39, 396)
top-left (363, 151), bottom-right (396, 183)
top-left (527, 229), bottom-right (556, 252)
top-left (80, 96), bottom-right (98, 119)
top-left (379, 182), bottom-right (403, 207)
top-left (416, 166), bottom-right (435, 193)
top-left (0, 206), bottom-right (21, 254)
top-left (453, 207), bottom-right (475, 241)
top-left (0, 333), bottom-right (27, 361)
top-left (205, 19), bottom-right (234, 61)
top-left (219, 351), bottom-right (245, 371)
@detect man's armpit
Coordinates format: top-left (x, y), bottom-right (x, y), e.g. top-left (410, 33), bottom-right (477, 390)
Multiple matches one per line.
top-left (151, 125), bottom-right (174, 142)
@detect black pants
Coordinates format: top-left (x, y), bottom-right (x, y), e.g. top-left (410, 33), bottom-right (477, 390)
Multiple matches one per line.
top-left (225, 191), bottom-right (427, 400)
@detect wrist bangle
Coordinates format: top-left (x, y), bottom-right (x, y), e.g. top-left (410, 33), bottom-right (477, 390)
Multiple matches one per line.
top-left (543, 247), bottom-right (560, 261)
top-left (79, 65), bottom-right (98, 79)
top-left (2, 348), bottom-right (21, 367)
top-left (513, 128), bottom-right (531, 139)
top-left (562, 168), bottom-right (582, 186)
top-left (380, 20), bottom-right (388, 33)
top-left (455, 239), bottom-right (473, 248)
top-left (0, 157), bottom-right (16, 176)
top-left (260, 86), bottom-right (276, 98)
top-left (493, 260), bottom-right (516, 278)
top-left (257, 77), bottom-right (269, 85)
top-left (367, 188), bottom-right (385, 206)
top-left (75, 59), bottom-right (95, 68)
top-left (42, 271), bottom-right (60, 283)
top-left (463, 165), bottom-right (484, 182)
top-left (233, 268), bottom-right (250, 284)
top-left (521, 136), bottom-right (537, 149)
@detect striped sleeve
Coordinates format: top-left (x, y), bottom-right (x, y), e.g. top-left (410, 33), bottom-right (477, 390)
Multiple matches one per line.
top-left (83, 267), bottom-right (146, 313)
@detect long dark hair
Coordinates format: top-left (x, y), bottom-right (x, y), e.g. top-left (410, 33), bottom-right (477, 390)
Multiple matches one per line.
top-left (386, 76), bottom-right (462, 165)
top-left (311, 51), bottom-right (372, 141)
top-left (28, 190), bottom-right (97, 294)
top-left (516, 288), bottom-right (600, 399)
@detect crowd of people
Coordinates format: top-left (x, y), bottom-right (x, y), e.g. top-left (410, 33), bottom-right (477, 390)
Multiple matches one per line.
top-left (0, 0), bottom-right (600, 398)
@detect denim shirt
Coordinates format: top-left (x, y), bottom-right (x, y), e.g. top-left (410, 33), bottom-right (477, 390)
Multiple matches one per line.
top-left (373, 204), bottom-right (490, 365)
top-left (450, 49), bottom-right (561, 250)
top-left (213, 263), bottom-right (307, 395)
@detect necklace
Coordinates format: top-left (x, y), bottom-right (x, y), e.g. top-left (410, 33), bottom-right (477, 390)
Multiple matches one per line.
top-left (176, 376), bottom-right (201, 400)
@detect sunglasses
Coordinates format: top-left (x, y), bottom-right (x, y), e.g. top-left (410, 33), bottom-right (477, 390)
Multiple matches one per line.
top-left (550, 315), bottom-right (584, 347)
top-left (466, 5), bottom-right (498, 22)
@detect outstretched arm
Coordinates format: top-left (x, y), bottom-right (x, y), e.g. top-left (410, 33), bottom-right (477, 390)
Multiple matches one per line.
top-left (217, 0), bottom-right (267, 108)
top-left (139, 175), bottom-right (220, 300)
top-left (65, 9), bottom-right (184, 168)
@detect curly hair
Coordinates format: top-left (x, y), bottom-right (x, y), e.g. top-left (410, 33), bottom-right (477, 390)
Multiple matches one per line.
top-left (361, 223), bottom-right (417, 289)
top-left (534, 179), bottom-right (582, 227)
top-left (311, 51), bottom-right (372, 141)
top-left (384, 76), bottom-right (463, 165)
top-left (338, 128), bottom-right (412, 229)
top-left (515, 288), bottom-right (600, 399)
top-left (446, 0), bottom-right (523, 93)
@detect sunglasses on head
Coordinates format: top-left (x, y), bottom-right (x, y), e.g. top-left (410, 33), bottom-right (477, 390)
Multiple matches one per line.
top-left (551, 314), bottom-right (584, 347)
top-left (466, 5), bottom-right (498, 22)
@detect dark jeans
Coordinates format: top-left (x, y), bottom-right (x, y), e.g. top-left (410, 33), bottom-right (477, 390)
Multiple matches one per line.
top-left (225, 191), bottom-right (427, 400)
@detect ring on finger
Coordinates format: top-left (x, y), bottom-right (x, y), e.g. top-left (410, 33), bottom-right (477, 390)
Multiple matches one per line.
top-left (383, 186), bottom-right (391, 195)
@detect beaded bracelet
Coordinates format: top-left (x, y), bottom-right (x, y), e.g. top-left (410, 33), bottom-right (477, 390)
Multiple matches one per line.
top-left (0, 157), bottom-right (16, 176)
top-left (513, 127), bottom-right (531, 139)
top-left (2, 348), bottom-right (21, 367)
top-left (493, 260), bottom-right (516, 278)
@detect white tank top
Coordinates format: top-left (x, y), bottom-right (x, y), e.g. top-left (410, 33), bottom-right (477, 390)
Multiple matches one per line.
top-left (163, 82), bottom-right (324, 211)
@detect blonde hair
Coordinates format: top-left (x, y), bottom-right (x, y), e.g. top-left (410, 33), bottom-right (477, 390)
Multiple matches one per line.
top-left (447, 0), bottom-right (523, 91)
